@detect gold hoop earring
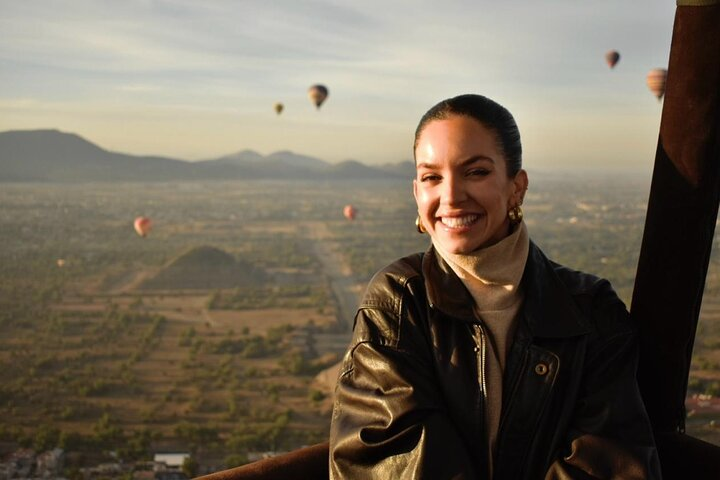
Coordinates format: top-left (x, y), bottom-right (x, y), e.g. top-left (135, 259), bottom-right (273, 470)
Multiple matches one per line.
top-left (508, 205), bottom-right (523, 225)
top-left (415, 215), bottom-right (427, 234)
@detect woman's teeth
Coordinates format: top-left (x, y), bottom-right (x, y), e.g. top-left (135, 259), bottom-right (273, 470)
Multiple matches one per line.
top-left (440, 215), bottom-right (478, 228)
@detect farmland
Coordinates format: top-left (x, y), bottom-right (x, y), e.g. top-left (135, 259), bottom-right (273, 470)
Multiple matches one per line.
top-left (0, 172), bottom-right (718, 472)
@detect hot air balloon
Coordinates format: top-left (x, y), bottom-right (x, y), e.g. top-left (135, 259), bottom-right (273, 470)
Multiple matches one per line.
top-left (605, 50), bottom-right (620, 69)
top-left (56, 258), bottom-right (66, 268)
top-left (343, 205), bottom-right (357, 221)
top-left (134, 216), bottom-right (152, 237)
top-left (308, 85), bottom-right (329, 109)
top-left (646, 68), bottom-right (668, 101)
top-left (274, 102), bottom-right (284, 115)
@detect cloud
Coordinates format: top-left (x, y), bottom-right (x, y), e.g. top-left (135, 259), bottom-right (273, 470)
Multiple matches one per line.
top-left (0, 0), bottom-right (676, 166)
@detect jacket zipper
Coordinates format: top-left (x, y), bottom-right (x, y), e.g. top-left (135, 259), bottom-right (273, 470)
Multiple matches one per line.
top-left (473, 323), bottom-right (488, 417)
top-left (472, 323), bottom-right (490, 477)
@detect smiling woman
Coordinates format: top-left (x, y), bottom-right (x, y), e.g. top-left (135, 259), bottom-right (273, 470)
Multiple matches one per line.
top-left (413, 111), bottom-right (527, 254)
top-left (329, 94), bottom-right (662, 479)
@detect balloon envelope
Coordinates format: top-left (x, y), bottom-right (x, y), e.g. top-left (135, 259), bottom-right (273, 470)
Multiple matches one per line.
top-left (308, 85), bottom-right (329, 109)
top-left (605, 50), bottom-right (620, 69)
top-left (274, 102), bottom-right (284, 115)
top-left (646, 68), bottom-right (668, 100)
top-left (134, 216), bottom-right (152, 237)
top-left (56, 259), bottom-right (66, 268)
top-left (343, 205), bottom-right (357, 221)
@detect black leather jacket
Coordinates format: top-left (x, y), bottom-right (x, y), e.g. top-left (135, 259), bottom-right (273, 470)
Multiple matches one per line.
top-left (329, 242), bottom-right (661, 479)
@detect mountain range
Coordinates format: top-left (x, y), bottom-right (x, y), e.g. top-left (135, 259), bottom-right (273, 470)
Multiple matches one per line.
top-left (0, 129), bottom-right (415, 182)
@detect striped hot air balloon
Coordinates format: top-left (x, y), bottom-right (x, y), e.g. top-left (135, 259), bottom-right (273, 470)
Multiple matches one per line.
top-left (646, 68), bottom-right (668, 101)
top-left (308, 84), bottom-right (329, 109)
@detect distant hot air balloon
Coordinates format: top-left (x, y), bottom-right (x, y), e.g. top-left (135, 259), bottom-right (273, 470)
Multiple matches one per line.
top-left (343, 205), bottom-right (357, 221)
top-left (56, 258), bottom-right (66, 268)
top-left (308, 84), bottom-right (329, 109)
top-left (646, 68), bottom-right (668, 101)
top-left (134, 216), bottom-right (152, 237)
top-left (274, 102), bottom-right (284, 115)
top-left (605, 50), bottom-right (620, 69)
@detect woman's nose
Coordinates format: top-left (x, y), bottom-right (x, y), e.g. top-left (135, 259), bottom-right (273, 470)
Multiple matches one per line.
top-left (441, 176), bottom-right (467, 205)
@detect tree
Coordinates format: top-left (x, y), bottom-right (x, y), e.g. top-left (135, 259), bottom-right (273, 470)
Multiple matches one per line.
top-left (33, 424), bottom-right (60, 451)
top-left (93, 413), bottom-right (124, 446)
top-left (182, 457), bottom-right (199, 478)
top-left (309, 389), bottom-right (326, 403)
top-left (174, 422), bottom-right (219, 451)
top-left (279, 351), bottom-right (309, 374)
top-left (206, 290), bottom-right (222, 309)
top-left (118, 429), bottom-right (157, 461)
top-left (707, 381), bottom-right (720, 397)
top-left (224, 453), bottom-right (248, 469)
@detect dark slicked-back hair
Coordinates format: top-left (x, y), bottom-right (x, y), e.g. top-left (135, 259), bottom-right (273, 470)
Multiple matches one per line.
top-left (413, 94), bottom-right (522, 177)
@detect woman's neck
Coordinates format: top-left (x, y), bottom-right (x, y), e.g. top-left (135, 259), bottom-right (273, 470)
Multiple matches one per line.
top-left (432, 222), bottom-right (529, 311)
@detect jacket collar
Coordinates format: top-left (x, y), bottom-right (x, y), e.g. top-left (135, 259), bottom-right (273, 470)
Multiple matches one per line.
top-left (422, 241), bottom-right (591, 339)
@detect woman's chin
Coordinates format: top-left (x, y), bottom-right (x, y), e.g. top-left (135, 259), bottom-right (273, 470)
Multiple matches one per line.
top-left (431, 220), bottom-right (495, 254)
top-left (433, 230), bottom-right (507, 254)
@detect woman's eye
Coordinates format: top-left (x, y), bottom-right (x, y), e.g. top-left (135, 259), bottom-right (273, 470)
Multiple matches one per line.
top-left (468, 169), bottom-right (490, 177)
top-left (421, 174), bottom-right (440, 182)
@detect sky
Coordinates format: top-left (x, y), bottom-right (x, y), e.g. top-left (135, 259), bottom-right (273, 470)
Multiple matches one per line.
top-left (0, 0), bottom-right (676, 169)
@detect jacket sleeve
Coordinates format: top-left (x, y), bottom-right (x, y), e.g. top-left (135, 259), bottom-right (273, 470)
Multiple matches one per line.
top-left (545, 283), bottom-right (662, 480)
top-left (329, 304), bottom-right (478, 480)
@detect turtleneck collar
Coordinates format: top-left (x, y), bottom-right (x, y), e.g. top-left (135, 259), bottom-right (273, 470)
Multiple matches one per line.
top-left (432, 221), bottom-right (530, 312)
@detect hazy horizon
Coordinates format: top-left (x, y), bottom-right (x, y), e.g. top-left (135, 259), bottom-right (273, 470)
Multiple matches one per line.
top-left (1, 1), bottom-right (675, 168)
top-left (0, 127), bottom-right (661, 181)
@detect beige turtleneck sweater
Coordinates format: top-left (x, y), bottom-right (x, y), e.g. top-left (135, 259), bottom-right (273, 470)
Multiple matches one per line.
top-left (432, 222), bottom-right (530, 472)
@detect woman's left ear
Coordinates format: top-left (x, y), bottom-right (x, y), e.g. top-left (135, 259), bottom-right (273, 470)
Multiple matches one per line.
top-left (513, 169), bottom-right (529, 204)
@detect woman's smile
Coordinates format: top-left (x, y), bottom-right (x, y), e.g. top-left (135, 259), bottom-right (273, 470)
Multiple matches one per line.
top-left (439, 214), bottom-right (480, 229)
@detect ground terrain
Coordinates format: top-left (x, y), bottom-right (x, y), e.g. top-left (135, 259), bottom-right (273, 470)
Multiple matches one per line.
top-left (0, 173), bottom-right (718, 472)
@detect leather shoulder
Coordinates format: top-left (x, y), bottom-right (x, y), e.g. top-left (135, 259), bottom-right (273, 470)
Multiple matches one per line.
top-left (360, 252), bottom-right (424, 313)
top-left (350, 253), bottom-right (426, 348)
top-left (550, 260), bottom-right (635, 338)
top-left (550, 260), bottom-right (607, 297)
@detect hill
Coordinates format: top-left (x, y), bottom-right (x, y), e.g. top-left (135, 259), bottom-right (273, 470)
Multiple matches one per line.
top-left (326, 160), bottom-right (393, 179)
top-left (0, 129), bottom-right (193, 182)
top-left (0, 129), bottom-right (411, 182)
top-left (138, 246), bottom-right (268, 290)
top-left (377, 160), bottom-right (415, 179)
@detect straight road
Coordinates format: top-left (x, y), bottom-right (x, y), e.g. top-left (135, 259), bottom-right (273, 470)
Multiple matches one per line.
top-left (303, 222), bottom-right (362, 332)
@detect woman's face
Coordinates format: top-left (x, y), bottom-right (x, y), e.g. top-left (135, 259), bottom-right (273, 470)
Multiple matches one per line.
top-left (413, 115), bottom-right (528, 254)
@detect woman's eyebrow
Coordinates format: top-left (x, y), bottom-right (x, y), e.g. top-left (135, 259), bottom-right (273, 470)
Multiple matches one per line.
top-left (417, 155), bottom-right (494, 170)
top-left (461, 155), bottom-right (495, 166)
top-left (416, 161), bottom-right (436, 170)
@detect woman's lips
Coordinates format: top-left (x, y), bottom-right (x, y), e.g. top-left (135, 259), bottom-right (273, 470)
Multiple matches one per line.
top-left (439, 214), bottom-right (479, 229)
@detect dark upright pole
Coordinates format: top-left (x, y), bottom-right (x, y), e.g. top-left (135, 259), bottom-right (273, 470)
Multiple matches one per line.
top-left (631, 1), bottom-right (720, 477)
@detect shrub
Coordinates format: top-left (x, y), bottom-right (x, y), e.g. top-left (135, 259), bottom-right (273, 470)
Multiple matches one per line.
top-left (224, 453), bottom-right (248, 469)
top-left (309, 390), bottom-right (326, 403)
